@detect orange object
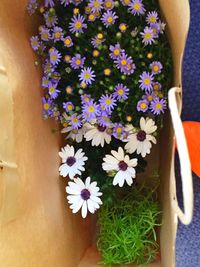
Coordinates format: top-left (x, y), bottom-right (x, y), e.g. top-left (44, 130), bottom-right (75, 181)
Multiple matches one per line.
top-left (183, 121), bottom-right (200, 177)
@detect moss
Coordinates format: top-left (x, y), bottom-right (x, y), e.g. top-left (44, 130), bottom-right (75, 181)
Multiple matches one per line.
top-left (97, 185), bottom-right (161, 266)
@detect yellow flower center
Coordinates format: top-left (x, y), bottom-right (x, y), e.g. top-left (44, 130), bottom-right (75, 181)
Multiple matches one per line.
top-left (93, 1), bottom-right (100, 7)
top-left (81, 82), bottom-right (87, 88)
top-left (150, 17), bottom-right (156, 23)
top-left (72, 118), bottom-right (78, 123)
top-left (97, 33), bottom-right (103, 39)
top-left (105, 1), bottom-right (112, 8)
top-left (144, 78), bottom-right (151, 85)
top-left (121, 59), bottom-right (127, 65)
top-left (33, 40), bottom-right (38, 46)
top-left (113, 49), bottom-right (120, 56)
top-left (73, 8), bottom-right (79, 14)
top-left (105, 99), bottom-right (111, 105)
top-left (107, 16), bottom-right (113, 23)
top-left (68, 105), bottom-right (73, 111)
top-left (75, 59), bottom-right (81, 65)
top-left (147, 95), bottom-right (153, 101)
top-left (42, 33), bottom-right (48, 39)
top-left (120, 24), bottom-right (127, 31)
top-left (104, 69), bottom-right (111, 75)
top-left (140, 103), bottom-right (147, 109)
top-left (147, 53), bottom-right (153, 59)
top-left (153, 65), bottom-right (159, 72)
top-left (88, 106), bottom-right (95, 113)
top-left (116, 127), bottom-right (122, 133)
top-left (84, 73), bottom-right (91, 79)
top-left (66, 87), bottom-right (72, 93)
top-left (93, 50), bottom-right (99, 57)
top-left (64, 39), bottom-right (71, 45)
top-left (153, 85), bottom-right (159, 90)
top-left (124, 0), bottom-right (130, 5)
top-left (145, 33), bottom-right (152, 40)
top-left (84, 97), bottom-right (90, 102)
top-left (49, 87), bottom-right (55, 93)
top-left (126, 115), bottom-right (132, 122)
top-left (65, 55), bottom-right (71, 62)
top-left (155, 103), bottom-right (162, 109)
top-left (118, 89), bottom-right (124, 95)
top-left (133, 3), bottom-right (141, 10)
top-left (158, 93), bottom-right (163, 98)
top-left (75, 21), bottom-right (82, 29)
top-left (43, 103), bottom-right (49, 110)
top-left (51, 55), bottom-right (57, 61)
top-left (55, 32), bottom-right (61, 39)
top-left (89, 14), bottom-right (95, 20)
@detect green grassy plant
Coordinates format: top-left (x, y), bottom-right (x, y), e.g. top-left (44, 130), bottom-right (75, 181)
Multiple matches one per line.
top-left (97, 185), bottom-right (161, 266)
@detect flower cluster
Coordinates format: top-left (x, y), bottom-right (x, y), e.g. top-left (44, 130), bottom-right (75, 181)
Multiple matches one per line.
top-left (28, 0), bottom-right (172, 218)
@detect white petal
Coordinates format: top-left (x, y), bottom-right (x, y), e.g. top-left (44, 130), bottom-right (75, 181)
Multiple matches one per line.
top-left (67, 195), bottom-right (81, 204)
top-left (113, 171), bottom-right (124, 187)
top-left (71, 199), bottom-right (84, 213)
top-left (59, 164), bottom-right (69, 177)
top-left (65, 186), bottom-right (80, 195)
top-left (81, 201), bottom-right (88, 218)
top-left (85, 177), bottom-right (91, 188)
top-left (87, 199), bottom-right (95, 213)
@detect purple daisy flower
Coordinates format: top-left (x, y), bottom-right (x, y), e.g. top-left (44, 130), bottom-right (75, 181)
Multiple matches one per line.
top-left (113, 83), bottom-right (129, 100)
top-left (60, 0), bottom-right (71, 6)
top-left (52, 26), bottom-right (64, 42)
top-left (51, 72), bottom-right (61, 84)
top-left (79, 67), bottom-right (96, 85)
top-left (40, 27), bottom-right (51, 41)
top-left (140, 26), bottom-right (155, 45)
top-left (70, 54), bottom-right (86, 69)
top-left (139, 71), bottom-right (154, 92)
top-left (82, 100), bottom-right (100, 122)
top-left (69, 14), bottom-right (87, 34)
top-left (142, 93), bottom-right (154, 102)
top-left (27, 0), bottom-right (38, 15)
top-left (104, 0), bottom-right (114, 10)
top-left (42, 97), bottom-right (54, 117)
top-left (150, 22), bottom-right (161, 38)
top-left (128, 0), bottom-right (145, 16)
top-left (48, 82), bottom-right (60, 99)
top-left (153, 81), bottom-right (162, 91)
top-left (63, 36), bottom-right (73, 47)
top-left (113, 123), bottom-right (125, 140)
top-left (146, 11), bottom-right (158, 25)
top-left (70, 113), bottom-right (82, 129)
top-left (91, 36), bottom-right (105, 48)
top-left (150, 97), bottom-right (167, 115)
top-left (101, 10), bottom-right (118, 28)
top-left (30, 36), bottom-right (40, 51)
top-left (98, 115), bottom-right (112, 127)
top-left (71, 0), bottom-right (84, 6)
top-left (52, 108), bottom-right (61, 121)
top-left (114, 53), bottom-right (136, 75)
top-left (49, 48), bottom-right (62, 66)
top-left (42, 76), bottom-right (50, 88)
top-left (99, 94), bottom-right (117, 112)
top-left (150, 61), bottom-right (163, 75)
top-left (109, 43), bottom-right (124, 60)
top-left (88, 0), bottom-right (103, 12)
top-left (63, 102), bottom-right (74, 112)
top-left (81, 94), bottom-right (91, 104)
top-left (44, 12), bottom-right (58, 28)
top-left (65, 85), bottom-right (74, 94)
top-left (137, 99), bottom-right (149, 112)
top-left (43, 60), bottom-right (55, 75)
top-left (45, 0), bottom-right (55, 7)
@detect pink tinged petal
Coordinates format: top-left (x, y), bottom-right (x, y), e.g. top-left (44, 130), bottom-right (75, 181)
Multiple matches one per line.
top-left (81, 201), bottom-right (88, 218)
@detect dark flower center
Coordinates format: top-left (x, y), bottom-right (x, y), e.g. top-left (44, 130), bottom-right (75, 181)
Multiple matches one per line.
top-left (66, 156), bottom-right (76, 166)
top-left (118, 161), bottom-right (128, 171)
top-left (97, 125), bottom-right (106, 132)
top-left (81, 189), bottom-right (91, 200)
top-left (136, 130), bottom-right (146, 142)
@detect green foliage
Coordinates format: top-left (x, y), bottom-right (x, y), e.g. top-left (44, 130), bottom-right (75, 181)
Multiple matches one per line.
top-left (97, 185), bottom-right (161, 265)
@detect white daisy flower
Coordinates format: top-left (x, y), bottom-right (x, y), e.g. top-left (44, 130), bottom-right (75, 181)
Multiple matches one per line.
top-left (125, 117), bottom-right (157, 158)
top-left (66, 177), bottom-right (103, 218)
top-left (84, 123), bottom-right (112, 147)
top-left (59, 145), bottom-right (88, 179)
top-left (61, 124), bottom-right (86, 143)
top-left (102, 147), bottom-right (138, 187)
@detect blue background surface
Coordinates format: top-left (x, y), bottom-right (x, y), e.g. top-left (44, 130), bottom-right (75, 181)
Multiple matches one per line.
top-left (176, 0), bottom-right (200, 266)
